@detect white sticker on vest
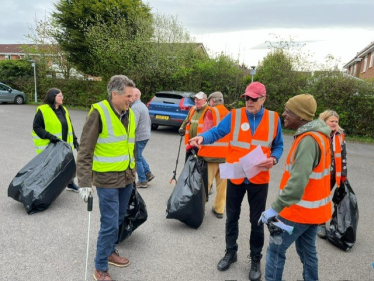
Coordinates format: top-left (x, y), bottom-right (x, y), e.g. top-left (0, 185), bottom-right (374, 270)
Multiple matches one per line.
top-left (241, 122), bottom-right (250, 131)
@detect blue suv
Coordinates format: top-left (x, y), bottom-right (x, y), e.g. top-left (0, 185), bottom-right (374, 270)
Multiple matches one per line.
top-left (147, 91), bottom-right (195, 130)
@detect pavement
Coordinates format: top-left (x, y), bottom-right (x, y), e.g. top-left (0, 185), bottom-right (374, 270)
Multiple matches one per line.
top-left (1, 104), bottom-right (374, 281)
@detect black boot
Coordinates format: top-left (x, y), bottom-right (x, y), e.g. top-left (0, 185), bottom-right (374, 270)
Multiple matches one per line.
top-left (217, 251), bottom-right (237, 271)
top-left (249, 256), bottom-right (261, 281)
top-left (66, 182), bottom-right (79, 192)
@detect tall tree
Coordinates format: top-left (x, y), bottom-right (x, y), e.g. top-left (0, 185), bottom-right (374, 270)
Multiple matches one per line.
top-left (53, 0), bottom-right (152, 75)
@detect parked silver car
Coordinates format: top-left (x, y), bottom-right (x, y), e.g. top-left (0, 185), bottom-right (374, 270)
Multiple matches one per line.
top-left (0, 82), bottom-right (27, 104)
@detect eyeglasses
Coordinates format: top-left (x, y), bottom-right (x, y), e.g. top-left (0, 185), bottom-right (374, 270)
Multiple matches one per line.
top-left (245, 96), bottom-right (262, 102)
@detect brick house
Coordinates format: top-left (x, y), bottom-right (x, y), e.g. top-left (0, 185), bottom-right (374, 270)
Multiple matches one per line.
top-left (0, 44), bottom-right (101, 80)
top-left (0, 44), bottom-right (35, 60)
top-left (343, 41), bottom-right (374, 80)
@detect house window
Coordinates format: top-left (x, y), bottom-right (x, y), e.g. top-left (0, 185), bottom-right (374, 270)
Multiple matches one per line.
top-left (362, 56), bottom-right (368, 72)
top-left (5, 55), bottom-right (10, 60)
top-left (369, 52), bottom-right (374, 68)
top-left (353, 63), bottom-right (357, 75)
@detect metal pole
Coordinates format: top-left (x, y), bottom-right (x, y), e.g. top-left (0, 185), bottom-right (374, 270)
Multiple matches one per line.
top-left (32, 62), bottom-right (37, 103)
top-left (251, 75), bottom-right (254, 83)
top-left (85, 194), bottom-right (93, 281)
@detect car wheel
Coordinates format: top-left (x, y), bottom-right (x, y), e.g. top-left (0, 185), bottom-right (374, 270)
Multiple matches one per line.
top-left (151, 124), bottom-right (159, 130)
top-left (15, 96), bottom-right (24, 104)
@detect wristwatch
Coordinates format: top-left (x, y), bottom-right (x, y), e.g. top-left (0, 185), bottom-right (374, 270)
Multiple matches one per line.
top-left (272, 157), bottom-right (277, 165)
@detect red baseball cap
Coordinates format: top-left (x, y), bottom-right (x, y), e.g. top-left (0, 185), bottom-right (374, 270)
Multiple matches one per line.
top-left (241, 82), bottom-right (266, 99)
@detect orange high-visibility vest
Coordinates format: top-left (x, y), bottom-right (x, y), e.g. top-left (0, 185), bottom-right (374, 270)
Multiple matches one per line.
top-left (226, 108), bottom-right (279, 185)
top-left (333, 133), bottom-right (344, 187)
top-left (198, 104), bottom-right (229, 159)
top-left (184, 106), bottom-right (211, 145)
top-left (279, 131), bottom-right (332, 224)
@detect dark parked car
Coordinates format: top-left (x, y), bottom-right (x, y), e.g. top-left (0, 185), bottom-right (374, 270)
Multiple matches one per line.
top-left (147, 91), bottom-right (195, 130)
top-left (0, 83), bottom-right (27, 104)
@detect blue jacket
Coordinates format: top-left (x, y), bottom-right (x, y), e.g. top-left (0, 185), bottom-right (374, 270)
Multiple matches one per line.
top-left (200, 107), bottom-right (284, 162)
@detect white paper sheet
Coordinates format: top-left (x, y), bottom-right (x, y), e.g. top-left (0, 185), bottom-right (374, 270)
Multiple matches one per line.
top-left (219, 145), bottom-right (267, 180)
top-left (219, 162), bottom-right (246, 179)
top-left (239, 145), bottom-right (267, 179)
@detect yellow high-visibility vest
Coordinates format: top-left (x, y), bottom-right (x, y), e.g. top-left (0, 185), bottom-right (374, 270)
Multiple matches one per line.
top-left (31, 104), bottom-right (74, 154)
top-left (91, 100), bottom-right (136, 172)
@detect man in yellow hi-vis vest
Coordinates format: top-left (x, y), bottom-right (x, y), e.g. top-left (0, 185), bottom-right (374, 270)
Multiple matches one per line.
top-left (77, 75), bottom-right (136, 281)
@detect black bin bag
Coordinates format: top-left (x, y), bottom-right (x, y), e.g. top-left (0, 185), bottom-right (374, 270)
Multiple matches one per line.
top-left (166, 152), bottom-right (206, 229)
top-left (327, 179), bottom-right (359, 251)
top-left (117, 185), bottom-right (148, 243)
top-left (8, 141), bottom-right (76, 214)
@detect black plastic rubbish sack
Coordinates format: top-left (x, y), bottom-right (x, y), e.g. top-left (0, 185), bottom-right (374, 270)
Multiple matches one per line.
top-left (166, 152), bottom-right (206, 229)
top-left (327, 179), bottom-right (359, 251)
top-left (117, 185), bottom-right (148, 243)
top-left (8, 141), bottom-right (76, 214)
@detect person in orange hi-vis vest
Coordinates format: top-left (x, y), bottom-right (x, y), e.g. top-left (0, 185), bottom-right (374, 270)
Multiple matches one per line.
top-left (189, 82), bottom-right (284, 281)
top-left (197, 91), bottom-right (229, 219)
top-left (179, 91), bottom-right (214, 198)
top-left (317, 109), bottom-right (348, 239)
top-left (259, 94), bottom-right (332, 281)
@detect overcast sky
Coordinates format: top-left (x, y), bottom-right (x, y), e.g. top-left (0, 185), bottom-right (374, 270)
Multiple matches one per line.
top-left (1, 0), bottom-right (374, 68)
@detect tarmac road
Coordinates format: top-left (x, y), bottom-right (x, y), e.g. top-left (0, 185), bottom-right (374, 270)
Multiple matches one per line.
top-left (1, 103), bottom-right (374, 281)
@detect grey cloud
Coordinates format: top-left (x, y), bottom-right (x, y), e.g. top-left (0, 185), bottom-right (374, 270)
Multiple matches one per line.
top-left (148, 0), bottom-right (374, 33)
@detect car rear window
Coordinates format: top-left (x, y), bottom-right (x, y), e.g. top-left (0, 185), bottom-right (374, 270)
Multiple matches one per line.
top-left (153, 93), bottom-right (183, 105)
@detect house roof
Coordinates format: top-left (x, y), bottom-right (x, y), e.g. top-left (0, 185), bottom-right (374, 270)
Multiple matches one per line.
top-left (0, 44), bottom-right (36, 55)
top-left (343, 41), bottom-right (374, 69)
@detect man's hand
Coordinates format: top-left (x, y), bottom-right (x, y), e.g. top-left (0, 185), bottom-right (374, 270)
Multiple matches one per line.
top-left (189, 136), bottom-right (203, 148)
top-left (257, 157), bottom-right (276, 169)
top-left (79, 187), bottom-right (93, 202)
top-left (178, 128), bottom-right (185, 136)
top-left (258, 207), bottom-right (278, 225)
top-left (50, 135), bottom-right (60, 143)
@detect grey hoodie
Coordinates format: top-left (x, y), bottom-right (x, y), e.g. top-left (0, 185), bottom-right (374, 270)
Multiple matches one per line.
top-left (131, 99), bottom-right (151, 142)
top-left (272, 119), bottom-right (331, 213)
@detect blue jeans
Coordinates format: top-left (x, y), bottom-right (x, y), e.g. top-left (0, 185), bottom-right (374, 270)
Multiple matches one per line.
top-left (135, 139), bottom-right (151, 182)
top-left (95, 184), bottom-right (133, 271)
top-left (265, 217), bottom-right (319, 281)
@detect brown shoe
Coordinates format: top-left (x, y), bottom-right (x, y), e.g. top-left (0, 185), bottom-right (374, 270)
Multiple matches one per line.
top-left (93, 269), bottom-right (112, 281)
top-left (136, 181), bottom-right (148, 188)
top-left (108, 250), bottom-right (130, 267)
top-left (146, 172), bottom-right (155, 182)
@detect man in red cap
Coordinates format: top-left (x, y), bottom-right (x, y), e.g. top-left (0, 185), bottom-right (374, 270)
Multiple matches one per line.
top-left (189, 82), bottom-right (283, 281)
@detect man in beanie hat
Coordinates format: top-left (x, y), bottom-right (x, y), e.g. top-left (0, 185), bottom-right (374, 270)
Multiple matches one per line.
top-left (197, 91), bottom-right (229, 218)
top-left (259, 94), bottom-right (332, 281)
top-left (189, 82), bottom-right (284, 281)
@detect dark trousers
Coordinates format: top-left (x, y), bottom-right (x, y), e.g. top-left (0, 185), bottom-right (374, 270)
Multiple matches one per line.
top-left (225, 180), bottom-right (269, 258)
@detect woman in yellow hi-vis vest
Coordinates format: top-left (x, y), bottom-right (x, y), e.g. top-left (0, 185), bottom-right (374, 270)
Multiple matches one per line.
top-left (317, 109), bottom-right (348, 239)
top-left (32, 88), bottom-right (79, 192)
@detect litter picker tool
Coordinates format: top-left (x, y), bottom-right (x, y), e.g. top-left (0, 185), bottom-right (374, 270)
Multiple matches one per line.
top-left (84, 194), bottom-right (93, 281)
top-left (170, 135), bottom-right (183, 185)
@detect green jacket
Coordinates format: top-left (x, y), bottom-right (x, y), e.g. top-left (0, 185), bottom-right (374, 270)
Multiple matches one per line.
top-left (180, 103), bottom-right (209, 139)
top-left (272, 119), bottom-right (331, 213)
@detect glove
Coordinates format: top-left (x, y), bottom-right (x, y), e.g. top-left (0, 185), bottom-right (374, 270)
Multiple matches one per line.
top-left (74, 140), bottom-right (80, 151)
top-left (178, 128), bottom-right (185, 136)
top-left (79, 187), bottom-right (93, 202)
top-left (258, 207), bottom-right (278, 225)
top-left (50, 135), bottom-right (60, 143)
top-left (341, 176), bottom-right (347, 183)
